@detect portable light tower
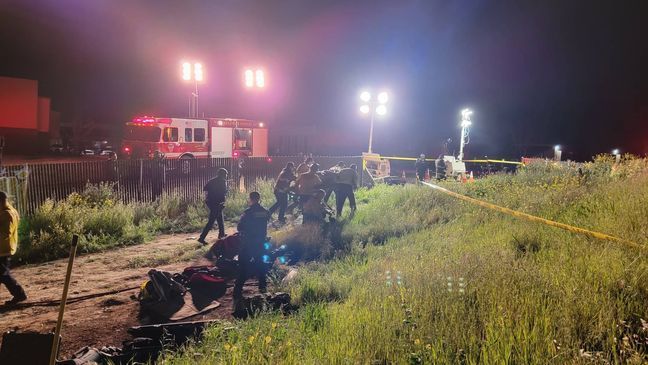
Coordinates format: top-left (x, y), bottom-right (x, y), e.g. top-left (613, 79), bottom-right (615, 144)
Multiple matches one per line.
top-left (458, 108), bottom-right (472, 161)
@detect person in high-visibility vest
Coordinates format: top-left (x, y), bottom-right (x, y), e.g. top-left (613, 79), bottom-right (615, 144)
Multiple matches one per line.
top-left (0, 191), bottom-right (27, 305)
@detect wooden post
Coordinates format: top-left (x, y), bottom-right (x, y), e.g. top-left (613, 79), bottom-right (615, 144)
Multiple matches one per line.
top-left (49, 234), bottom-right (79, 365)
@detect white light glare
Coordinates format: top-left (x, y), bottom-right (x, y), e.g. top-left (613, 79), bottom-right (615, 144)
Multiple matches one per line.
top-left (359, 105), bottom-right (370, 114)
top-left (460, 108), bottom-right (472, 127)
top-left (244, 69), bottom-right (254, 88)
top-left (612, 149), bottom-right (620, 155)
top-left (360, 91), bottom-right (371, 102)
top-left (255, 69), bottom-right (265, 88)
top-left (377, 92), bottom-right (389, 104)
top-left (376, 104), bottom-right (387, 116)
top-left (194, 63), bottom-right (203, 81)
top-left (554, 145), bottom-right (561, 152)
top-left (182, 62), bottom-right (192, 81)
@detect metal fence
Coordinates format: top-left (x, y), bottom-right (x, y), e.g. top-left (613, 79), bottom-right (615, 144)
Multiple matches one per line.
top-left (1, 156), bottom-right (362, 215)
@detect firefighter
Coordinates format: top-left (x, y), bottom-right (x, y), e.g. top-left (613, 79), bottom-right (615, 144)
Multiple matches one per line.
top-left (268, 162), bottom-right (296, 224)
top-left (295, 156), bottom-right (314, 176)
top-left (415, 154), bottom-right (428, 182)
top-left (233, 192), bottom-right (270, 302)
top-left (318, 166), bottom-right (339, 204)
top-left (198, 168), bottom-right (228, 244)
top-left (295, 163), bottom-right (322, 207)
top-left (334, 163), bottom-right (358, 217)
top-left (435, 154), bottom-right (447, 180)
top-left (0, 191), bottom-right (27, 305)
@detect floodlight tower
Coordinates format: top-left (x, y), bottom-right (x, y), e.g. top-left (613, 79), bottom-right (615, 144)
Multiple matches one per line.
top-left (182, 61), bottom-right (204, 118)
top-left (359, 90), bottom-right (389, 154)
top-left (458, 108), bottom-right (473, 161)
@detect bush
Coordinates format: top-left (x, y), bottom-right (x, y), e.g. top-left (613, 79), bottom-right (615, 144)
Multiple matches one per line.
top-left (15, 180), bottom-right (276, 264)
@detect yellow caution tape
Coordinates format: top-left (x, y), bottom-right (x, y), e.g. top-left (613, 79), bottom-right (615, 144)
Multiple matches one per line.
top-left (380, 156), bottom-right (429, 161)
top-left (463, 159), bottom-right (524, 166)
top-left (421, 181), bottom-right (646, 253)
top-left (379, 156), bottom-right (523, 165)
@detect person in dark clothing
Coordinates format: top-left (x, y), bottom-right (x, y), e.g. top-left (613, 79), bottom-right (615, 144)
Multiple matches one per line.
top-left (233, 192), bottom-right (270, 301)
top-left (268, 162), bottom-right (296, 223)
top-left (415, 154), bottom-right (428, 181)
top-left (334, 164), bottom-right (358, 217)
top-left (435, 154), bottom-right (447, 180)
top-left (318, 169), bottom-right (338, 204)
top-left (198, 168), bottom-right (228, 244)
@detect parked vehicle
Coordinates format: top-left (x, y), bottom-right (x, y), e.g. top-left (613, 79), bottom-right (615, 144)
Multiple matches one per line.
top-left (121, 116), bottom-right (268, 160)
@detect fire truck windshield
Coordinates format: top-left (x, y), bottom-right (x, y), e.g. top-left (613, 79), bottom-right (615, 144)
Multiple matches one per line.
top-left (124, 125), bottom-right (161, 142)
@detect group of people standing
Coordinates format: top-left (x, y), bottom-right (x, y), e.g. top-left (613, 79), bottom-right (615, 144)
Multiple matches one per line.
top-left (268, 157), bottom-right (358, 224)
top-left (197, 157), bottom-right (359, 306)
top-left (415, 154), bottom-right (447, 181)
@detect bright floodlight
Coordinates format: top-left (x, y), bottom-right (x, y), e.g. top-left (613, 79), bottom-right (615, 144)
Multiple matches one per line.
top-left (182, 62), bottom-right (192, 81)
top-left (554, 145), bottom-right (561, 151)
top-left (255, 69), bottom-right (265, 88)
top-left (377, 92), bottom-right (389, 104)
top-left (359, 105), bottom-right (370, 114)
top-left (360, 91), bottom-right (371, 102)
top-left (244, 69), bottom-right (254, 88)
top-left (376, 104), bottom-right (387, 116)
top-left (461, 108), bottom-right (473, 119)
top-left (612, 149), bottom-right (620, 155)
top-left (194, 63), bottom-right (203, 81)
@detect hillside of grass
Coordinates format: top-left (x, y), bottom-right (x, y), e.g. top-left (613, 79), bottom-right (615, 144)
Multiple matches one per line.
top-left (15, 180), bottom-right (275, 264)
top-left (161, 156), bottom-right (648, 364)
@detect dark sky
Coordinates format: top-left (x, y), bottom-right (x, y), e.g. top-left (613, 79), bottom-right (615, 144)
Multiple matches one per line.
top-left (1, 0), bottom-right (647, 159)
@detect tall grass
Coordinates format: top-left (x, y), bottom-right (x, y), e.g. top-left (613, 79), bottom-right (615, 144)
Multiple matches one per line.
top-left (15, 180), bottom-right (276, 264)
top-left (160, 157), bottom-right (648, 364)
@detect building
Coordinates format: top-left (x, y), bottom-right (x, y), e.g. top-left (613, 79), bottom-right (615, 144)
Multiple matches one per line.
top-left (0, 76), bottom-right (59, 155)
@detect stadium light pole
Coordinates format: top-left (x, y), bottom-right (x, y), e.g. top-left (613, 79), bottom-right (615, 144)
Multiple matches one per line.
top-left (244, 68), bottom-right (265, 89)
top-left (182, 61), bottom-right (204, 118)
top-left (458, 108), bottom-right (473, 161)
top-left (359, 90), bottom-right (389, 154)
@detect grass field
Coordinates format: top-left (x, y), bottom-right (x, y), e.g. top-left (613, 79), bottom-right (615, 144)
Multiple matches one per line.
top-left (160, 156), bottom-right (648, 364)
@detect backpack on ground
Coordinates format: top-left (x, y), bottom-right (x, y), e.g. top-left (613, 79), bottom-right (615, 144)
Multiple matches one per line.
top-left (138, 269), bottom-right (187, 319)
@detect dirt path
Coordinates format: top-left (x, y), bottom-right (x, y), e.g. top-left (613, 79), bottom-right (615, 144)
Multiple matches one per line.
top-left (0, 227), bottom-right (263, 358)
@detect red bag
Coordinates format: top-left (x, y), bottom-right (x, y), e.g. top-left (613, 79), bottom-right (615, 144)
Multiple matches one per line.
top-left (182, 265), bottom-right (213, 278)
top-left (188, 273), bottom-right (227, 300)
top-left (206, 233), bottom-right (241, 260)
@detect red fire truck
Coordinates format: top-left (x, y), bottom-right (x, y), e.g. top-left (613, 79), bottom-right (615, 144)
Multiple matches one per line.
top-left (121, 116), bottom-right (268, 159)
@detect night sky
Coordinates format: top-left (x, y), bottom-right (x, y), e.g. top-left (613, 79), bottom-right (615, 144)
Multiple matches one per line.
top-left (1, 0), bottom-right (647, 159)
